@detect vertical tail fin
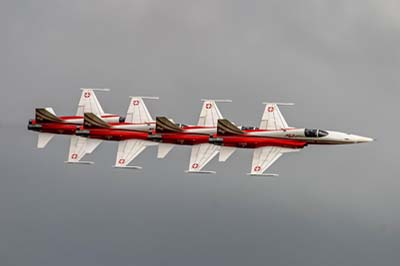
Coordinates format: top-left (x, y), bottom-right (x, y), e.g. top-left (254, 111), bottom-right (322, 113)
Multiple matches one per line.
top-left (125, 96), bottom-right (158, 123)
top-left (197, 99), bottom-right (231, 127)
top-left (83, 113), bottom-right (111, 128)
top-left (157, 143), bottom-right (175, 158)
top-left (259, 102), bottom-right (294, 130)
top-left (217, 119), bottom-right (244, 136)
top-left (155, 117), bottom-right (183, 133)
top-left (35, 108), bottom-right (62, 123)
top-left (37, 133), bottom-right (55, 148)
top-left (76, 88), bottom-right (109, 116)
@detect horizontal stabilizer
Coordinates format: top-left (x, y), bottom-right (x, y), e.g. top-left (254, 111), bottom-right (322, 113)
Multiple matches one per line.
top-left (37, 133), bottom-right (55, 148)
top-left (35, 108), bottom-right (62, 123)
top-left (84, 113), bottom-right (111, 128)
top-left (156, 117), bottom-right (183, 133)
top-left (157, 143), bottom-right (174, 158)
top-left (217, 119), bottom-right (244, 136)
top-left (219, 146), bottom-right (236, 162)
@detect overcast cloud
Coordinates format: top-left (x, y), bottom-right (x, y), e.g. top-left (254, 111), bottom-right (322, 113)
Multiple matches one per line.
top-left (1, 1), bottom-right (399, 265)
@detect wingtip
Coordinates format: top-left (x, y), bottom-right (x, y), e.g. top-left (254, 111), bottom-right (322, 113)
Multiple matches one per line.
top-left (80, 88), bottom-right (110, 92)
top-left (185, 170), bottom-right (217, 174)
top-left (129, 96), bottom-right (159, 100)
top-left (201, 99), bottom-right (232, 103)
top-left (262, 102), bottom-right (295, 106)
top-left (112, 165), bottom-right (143, 170)
top-left (246, 173), bottom-right (279, 177)
top-left (64, 161), bottom-right (95, 165)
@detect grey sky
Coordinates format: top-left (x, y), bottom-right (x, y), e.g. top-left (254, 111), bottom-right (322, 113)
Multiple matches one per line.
top-left (1, 1), bottom-right (399, 265)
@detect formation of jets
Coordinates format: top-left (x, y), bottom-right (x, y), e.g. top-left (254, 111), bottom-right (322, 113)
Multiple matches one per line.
top-left (28, 88), bottom-right (373, 176)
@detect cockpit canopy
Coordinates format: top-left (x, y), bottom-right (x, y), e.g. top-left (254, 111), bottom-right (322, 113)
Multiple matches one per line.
top-left (304, 128), bottom-right (329, 138)
top-left (175, 123), bottom-right (188, 128)
top-left (240, 126), bottom-right (259, 130)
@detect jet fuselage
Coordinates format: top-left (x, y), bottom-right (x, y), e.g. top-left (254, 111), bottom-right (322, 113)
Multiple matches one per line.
top-left (76, 128), bottom-right (149, 141)
top-left (243, 128), bottom-right (373, 144)
top-left (210, 135), bottom-right (306, 149)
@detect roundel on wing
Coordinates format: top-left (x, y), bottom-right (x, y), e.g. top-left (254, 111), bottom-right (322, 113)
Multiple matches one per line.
top-left (71, 153), bottom-right (78, 160)
top-left (118, 159), bottom-right (125, 164)
top-left (132, 100), bottom-right (140, 106)
top-left (254, 165), bottom-right (261, 172)
top-left (84, 92), bottom-right (91, 98)
top-left (267, 106), bottom-right (274, 112)
top-left (205, 103), bottom-right (212, 109)
top-left (192, 163), bottom-right (199, 169)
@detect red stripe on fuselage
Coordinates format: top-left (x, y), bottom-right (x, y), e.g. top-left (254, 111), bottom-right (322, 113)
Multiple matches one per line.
top-left (181, 126), bottom-right (215, 130)
top-left (36, 123), bottom-right (79, 135)
top-left (220, 135), bottom-right (306, 149)
top-left (241, 127), bottom-right (298, 133)
top-left (158, 133), bottom-right (210, 145)
top-left (86, 129), bottom-right (149, 141)
top-left (108, 122), bottom-right (155, 126)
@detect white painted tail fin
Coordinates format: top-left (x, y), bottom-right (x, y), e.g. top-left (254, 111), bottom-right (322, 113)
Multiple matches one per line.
top-left (76, 88), bottom-right (109, 116)
top-left (125, 96), bottom-right (158, 123)
top-left (197, 99), bottom-right (231, 127)
top-left (259, 102), bottom-right (294, 130)
top-left (45, 107), bottom-right (56, 115)
top-left (35, 108), bottom-right (62, 123)
top-left (37, 133), bottom-right (55, 148)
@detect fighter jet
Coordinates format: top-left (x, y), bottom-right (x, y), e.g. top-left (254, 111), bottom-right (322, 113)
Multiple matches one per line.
top-left (150, 99), bottom-right (231, 174)
top-left (75, 97), bottom-right (159, 168)
top-left (208, 103), bottom-right (373, 176)
top-left (27, 88), bottom-right (122, 164)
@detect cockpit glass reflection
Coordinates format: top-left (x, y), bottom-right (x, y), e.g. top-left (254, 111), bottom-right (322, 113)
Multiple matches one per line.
top-left (305, 129), bottom-right (329, 138)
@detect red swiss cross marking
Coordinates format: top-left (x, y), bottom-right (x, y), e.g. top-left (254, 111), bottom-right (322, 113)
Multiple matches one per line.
top-left (84, 92), bottom-right (91, 98)
top-left (254, 166), bottom-right (261, 172)
top-left (205, 103), bottom-right (212, 109)
top-left (267, 106), bottom-right (274, 112)
top-left (132, 100), bottom-right (140, 106)
top-left (118, 159), bottom-right (125, 164)
top-left (192, 163), bottom-right (199, 169)
top-left (71, 153), bottom-right (78, 160)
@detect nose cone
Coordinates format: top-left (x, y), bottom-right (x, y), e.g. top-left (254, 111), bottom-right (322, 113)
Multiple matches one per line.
top-left (351, 135), bottom-right (374, 143)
